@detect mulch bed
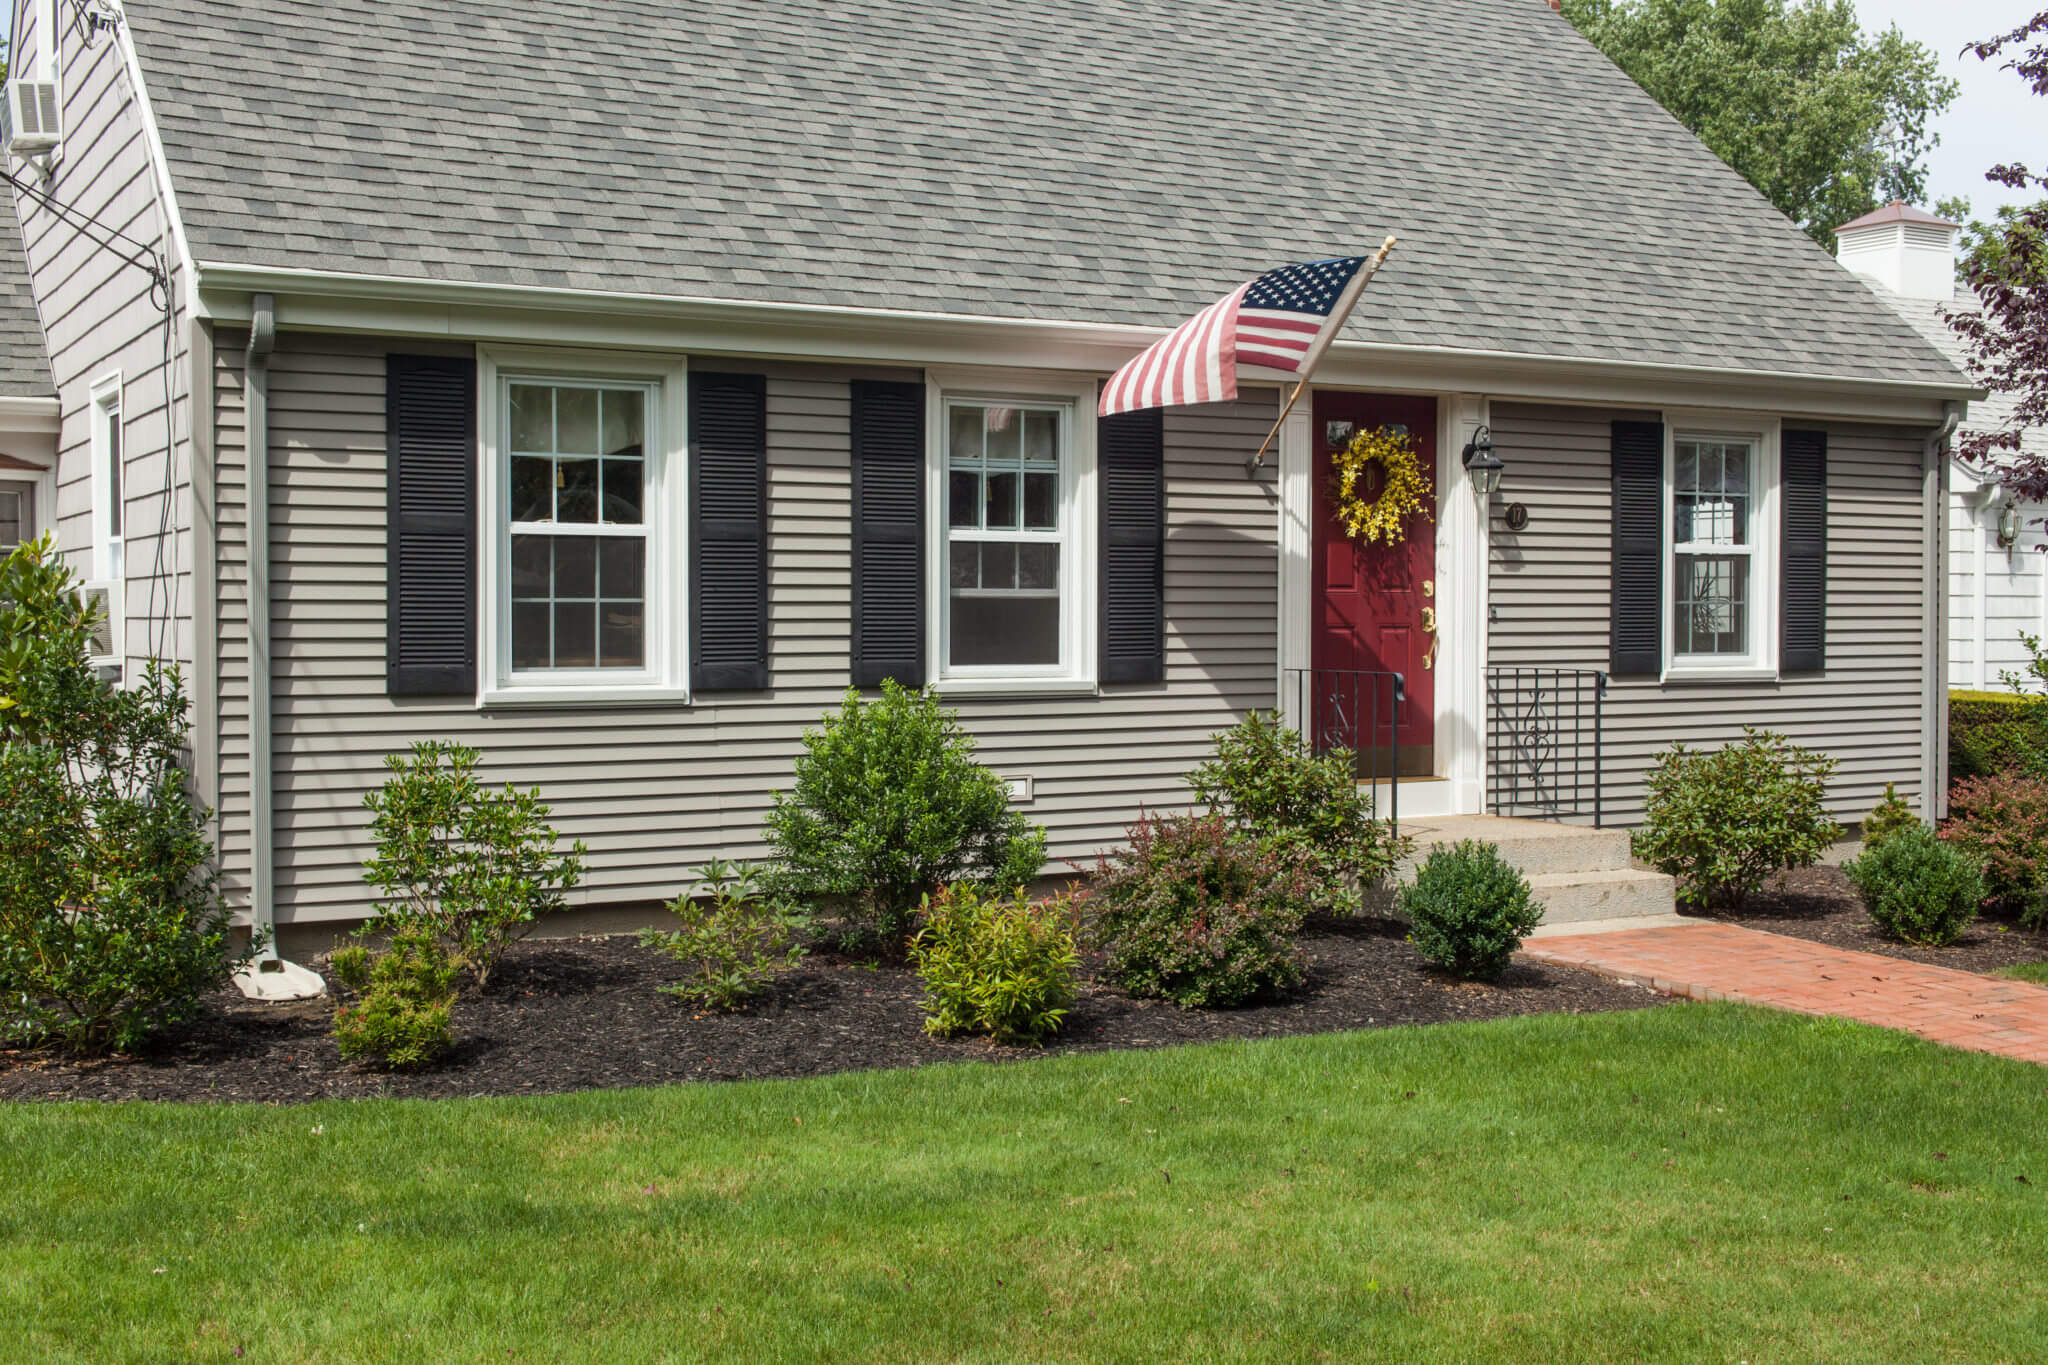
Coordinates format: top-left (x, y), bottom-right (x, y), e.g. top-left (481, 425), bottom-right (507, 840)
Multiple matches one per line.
top-left (1685, 865), bottom-right (2048, 973)
top-left (0, 918), bottom-right (1665, 1104)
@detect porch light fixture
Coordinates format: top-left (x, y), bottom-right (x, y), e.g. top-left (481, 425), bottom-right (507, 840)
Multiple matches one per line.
top-left (1462, 425), bottom-right (1504, 500)
top-left (1999, 496), bottom-right (2020, 549)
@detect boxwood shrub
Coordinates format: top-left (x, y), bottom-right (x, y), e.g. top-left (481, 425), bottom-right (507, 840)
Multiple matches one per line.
top-left (1845, 825), bottom-right (1983, 947)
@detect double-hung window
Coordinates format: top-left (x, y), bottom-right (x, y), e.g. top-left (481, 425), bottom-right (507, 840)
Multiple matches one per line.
top-left (89, 375), bottom-right (123, 659)
top-left (480, 348), bottom-right (688, 704)
top-left (1667, 423), bottom-right (1777, 676)
top-left (935, 384), bottom-right (1096, 689)
top-left (0, 481), bottom-right (29, 553)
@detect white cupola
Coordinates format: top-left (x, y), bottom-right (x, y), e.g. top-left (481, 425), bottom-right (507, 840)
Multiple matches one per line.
top-left (1833, 201), bottom-right (1961, 301)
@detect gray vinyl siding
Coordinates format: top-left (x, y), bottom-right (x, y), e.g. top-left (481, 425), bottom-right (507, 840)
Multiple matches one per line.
top-left (1487, 401), bottom-right (1929, 826)
top-left (214, 331), bottom-right (1278, 925)
top-left (8, 0), bottom-right (195, 673)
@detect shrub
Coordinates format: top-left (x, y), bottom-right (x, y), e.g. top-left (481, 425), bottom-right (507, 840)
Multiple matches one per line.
top-left (1083, 813), bottom-right (1314, 1009)
top-left (1188, 710), bottom-right (1412, 914)
top-left (909, 884), bottom-right (1080, 1044)
top-left (1630, 728), bottom-right (1840, 910)
top-left (0, 537), bottom-right (246, 1055)
top-left (1399, 840), bottom-right (1543, 980)
top-left (764, 681), bottom-right (1047, 949)
top-left (1859, 783), bottom-right (1920, 852)
top-left (1950, 688), bottom-right (2045, 781)
top-left (331, 927), bottom-right (457, 1069)
top-left (638, 860), bottom-right (806, 1011)
top-left (362, 741), bottom-right (587, 990)
top-left (1846, 825), bottom-right (1984, 947)
top-left (1941, 772), bottom-right (2048, 927)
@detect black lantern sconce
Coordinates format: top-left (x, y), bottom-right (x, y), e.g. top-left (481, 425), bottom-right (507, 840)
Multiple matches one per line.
top-left (1462, 425), bottom-right (1504, 500)
top-left (1999, 496), bottom-right (2021, 549)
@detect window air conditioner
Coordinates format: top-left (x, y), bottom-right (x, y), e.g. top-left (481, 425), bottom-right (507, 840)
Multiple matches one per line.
top-left (2, 79), bottom-right (61, 157)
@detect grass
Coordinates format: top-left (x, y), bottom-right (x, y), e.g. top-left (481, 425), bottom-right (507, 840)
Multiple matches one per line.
top-left (1998, 959), bottom-right (2048, 986)
top-left (4, 1005), bottom-right (2046, 1363)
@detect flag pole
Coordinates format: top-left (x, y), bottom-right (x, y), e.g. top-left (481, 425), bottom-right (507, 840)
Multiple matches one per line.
top-left (1246, 233), bottom-right (1398, 475)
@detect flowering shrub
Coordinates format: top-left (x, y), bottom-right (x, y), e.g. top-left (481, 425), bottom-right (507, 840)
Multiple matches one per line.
top-left (909, 884), bottom-right (1079, 1044)
top-left (639, 860), bottom-right (806, 1011)
top-left (1188, 710), bottom-right (1410, 914)
top-left (1941, 772), bottom-right (2048, 927)
top-left (1083, 813), bottom-right (1314, 1009)
top-left (1400, 840), bottom-right (1542, 980)
top-left (1846, 825), bottom-right (1983, 947)
top-left (1630, 729), bottom-right (1839, 909)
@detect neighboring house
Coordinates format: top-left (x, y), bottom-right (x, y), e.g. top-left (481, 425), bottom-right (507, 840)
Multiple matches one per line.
top-left (4, 0), bottom-right (1977, 949)
top-left (1836, 202), bottom-right (2048, 695)
top-left (0, 206), bottom-right (58, 561)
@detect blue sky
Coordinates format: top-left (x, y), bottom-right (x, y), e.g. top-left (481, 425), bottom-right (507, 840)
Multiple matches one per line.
top-left (1849, 0), bottom-right (2043, 220)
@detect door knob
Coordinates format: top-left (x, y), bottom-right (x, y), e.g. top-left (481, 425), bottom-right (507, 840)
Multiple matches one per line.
top-left (1420, 606), bottom-right (1437, 634)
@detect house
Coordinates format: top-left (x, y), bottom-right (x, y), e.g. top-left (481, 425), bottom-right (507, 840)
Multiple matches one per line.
top-left (5, 0), bottom-right (1978, 954)
top-left (1834, 202), bottom-right (2048, 695)
top-left (0, 211), bottom-right (57, 557)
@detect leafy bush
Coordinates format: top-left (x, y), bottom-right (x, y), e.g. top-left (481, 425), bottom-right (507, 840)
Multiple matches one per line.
top-left (1630, 728), bottom-right (1840, 909)
top-left (638, 859), bottom-right (806, 1011)
top-left (1859, 783), bottom-right (1920, 852)
top-left (1949, 688), bottom-right (2046, 781)
top-left (764, 681), bottom-right (1047, 949)
top-left (1083, 813), bottom-right (1314, 1009)
top-left (1188, 710), bottom-right (1412, 914)
top-left (909, 884), bottom-right (1080, 1044)
top-left (0, 537), bottom-right (246, 1054)
top-left (1941, 772), bottom-right (2048, 928)
top-left (330, 927), bottom-right (457, 1069)
top-left (362, 741), bottom-right (587, 990)
top-left (1846, 825), bottom-right (1984, 947)
top-left (1399, 840), bottom-right (1543, 980)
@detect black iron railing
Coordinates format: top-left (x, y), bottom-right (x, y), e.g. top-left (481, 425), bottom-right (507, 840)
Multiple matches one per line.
top-left (1280, 668), bottom-right (1406, 832)
top-left (1485, 666), bottom-right (1608, 826)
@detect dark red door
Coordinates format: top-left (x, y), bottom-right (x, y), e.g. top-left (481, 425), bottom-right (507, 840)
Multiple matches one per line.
top-left (1309, 391), bottom-right (1436, 777)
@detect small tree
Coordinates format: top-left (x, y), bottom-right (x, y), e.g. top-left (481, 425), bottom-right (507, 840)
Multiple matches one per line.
top-left (763, 681), bottom-right (1046, 949)
top-left (0, 537), bottom-right (245, 1053)
top-left (362, 741), bottom-right (587, 990)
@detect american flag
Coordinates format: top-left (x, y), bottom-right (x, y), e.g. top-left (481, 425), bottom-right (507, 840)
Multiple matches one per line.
top-left (1099, 255), bottom-right (1373, 418)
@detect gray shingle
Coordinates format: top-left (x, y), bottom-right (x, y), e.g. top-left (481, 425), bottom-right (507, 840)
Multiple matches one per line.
top-left (126, 0), bottom-right (1965, 387)
top-left (0, 199), bottom-right (54, 398)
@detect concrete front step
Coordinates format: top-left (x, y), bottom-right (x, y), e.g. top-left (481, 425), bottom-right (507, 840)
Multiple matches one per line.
top-left (1398, 814), bottom-right (1632, 876)
top-left (1376, 812), bottom-right (1676, 926)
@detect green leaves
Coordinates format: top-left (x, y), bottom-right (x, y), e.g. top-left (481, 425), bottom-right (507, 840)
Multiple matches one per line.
top-left (1630, 728), bottom-right (1841, 909)
top-left (1845, 826), bottom-right (1983, 947)
top-left (909, 884), bottom-right (1079, 1044)
top-left (1400, 841), bottom-right (1542, 981)
top-left (360, 740), bottom-right (587, 990)
top-left (331, 927), bottom-right (457, 1069)
top-left (762, 681), bottom-right (1047, 948)
top-left (1561, 0), bottom-right (1958, 244)
top-left (639, 860), bottom-right (807, 1011)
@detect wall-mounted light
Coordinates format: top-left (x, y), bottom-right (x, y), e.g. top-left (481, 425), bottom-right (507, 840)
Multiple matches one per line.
top-left (1462, 425), bottom-right (1504, 500)
top-left (1999, 496), bottom-right (2020, 549)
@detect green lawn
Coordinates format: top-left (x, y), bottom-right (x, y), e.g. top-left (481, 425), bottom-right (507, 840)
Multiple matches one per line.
top-left (4, 1005), bottom-right (2045, 1363)
top-left (1999, 960), bottom-right (2048, 986)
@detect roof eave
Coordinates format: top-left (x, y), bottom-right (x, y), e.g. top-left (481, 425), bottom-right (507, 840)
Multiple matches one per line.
top-left (192, 259), bottom-right (1982, 423)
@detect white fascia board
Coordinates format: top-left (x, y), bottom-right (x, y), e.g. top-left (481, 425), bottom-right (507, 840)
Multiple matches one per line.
top-left (111, 8), bottom-right (199, 320)
top-left (0, 394), bottom-right (60, 435)
top-left (192, 260), bottom-right (1983, 423)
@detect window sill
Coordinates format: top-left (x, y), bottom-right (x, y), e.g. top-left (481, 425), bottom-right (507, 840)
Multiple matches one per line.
top-left (1659, 666), bottom-right (1779, 685)
top-left (929, 676), bottom-right (1100, 699)
top-left (479, 683), bottom-right (691, 709)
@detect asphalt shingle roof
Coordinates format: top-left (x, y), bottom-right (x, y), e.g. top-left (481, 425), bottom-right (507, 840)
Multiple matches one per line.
top-left (0, 201), bottom-right (54, 399)
top-left (125, 0), bottom-right (1967, 388)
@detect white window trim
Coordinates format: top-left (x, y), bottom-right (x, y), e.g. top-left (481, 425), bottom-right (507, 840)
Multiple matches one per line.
top-left (87, 371), bottom-right (122, 663)
top-left (33, 0), bottom-right (58, 82)
top-left (476, 344), bottom-right (689, 707)
top-left (1660, 411), bottom-right (1780, 683)
top-left (924, 367), bottom-right (1099, 696)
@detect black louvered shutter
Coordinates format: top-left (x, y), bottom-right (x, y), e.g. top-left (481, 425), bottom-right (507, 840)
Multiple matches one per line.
top-left (1781, 427), bottom-right (1828, 672)
top-left (386, 353), bottom-right (476, 696)
top-left (1610, 419), bottom-right (1665, 676)
top-left (689, 372), bottom-right (769, 691)
top-left (850, 379), bottom-right (925, 688)
top-left (1100, 408), bottom-right (1165, 683)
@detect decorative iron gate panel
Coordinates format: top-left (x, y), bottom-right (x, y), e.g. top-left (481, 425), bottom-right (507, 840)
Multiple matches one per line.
top-left (1485, 667), bottom-right (1608, 826)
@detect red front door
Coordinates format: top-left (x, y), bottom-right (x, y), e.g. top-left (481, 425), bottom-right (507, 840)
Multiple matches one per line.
top-left (1309, 391), bottom-right (1436, 777)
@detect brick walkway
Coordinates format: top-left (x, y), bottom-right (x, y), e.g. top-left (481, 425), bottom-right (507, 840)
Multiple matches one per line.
top-left (1525, 921), bottom-right (2048, 1064)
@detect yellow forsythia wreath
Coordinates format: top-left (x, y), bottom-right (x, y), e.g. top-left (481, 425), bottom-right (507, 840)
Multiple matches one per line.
top-left (1331, 424), bottom-right (1431, 545)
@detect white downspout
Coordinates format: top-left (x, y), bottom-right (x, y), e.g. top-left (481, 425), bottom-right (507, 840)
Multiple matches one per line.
top-left (1925, 402), bottom-right (1962, 820)
top-left (231, 294), bottom-right (322, 999)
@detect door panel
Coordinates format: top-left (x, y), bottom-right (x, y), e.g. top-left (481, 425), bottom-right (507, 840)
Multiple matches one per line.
top-left (1309, 391), bottom-right (1436, 777)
